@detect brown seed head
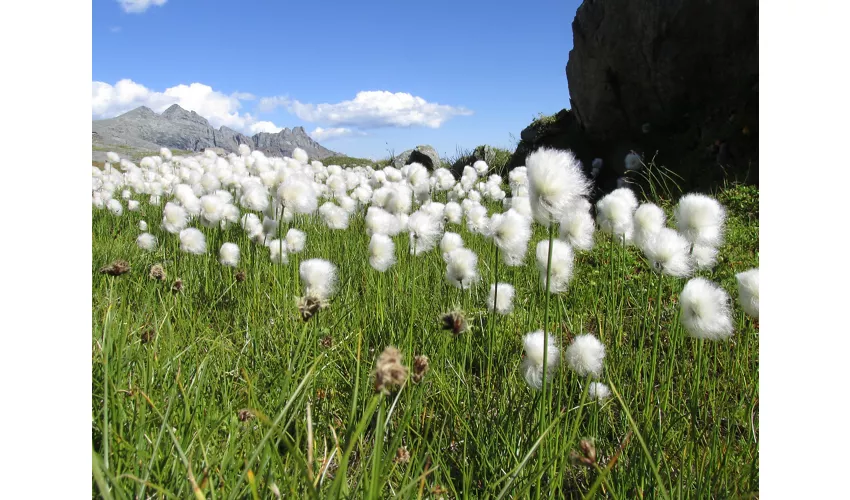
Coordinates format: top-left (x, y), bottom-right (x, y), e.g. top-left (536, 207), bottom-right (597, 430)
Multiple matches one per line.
top-left (237, 409), bottom-right (255, 422)
top-left (235, 270), bottom-right (246, 282)
top-left (441, 310), bottom-right (467, 335)
top-left (100, 260), bottom-right (131, 276)
top-left (297, 295), bottom-right (327, 322)
top-left (171, 278), bottom-right (184, 293)
top-left (140, 327), bottom-right (156, 344)
top-left (320, 335), bottom-right (333, 348)
top-left (374, 346), bottom-right (408, 395)
top-left (570, 438), bottom-right (597, 467)
top-left (149, 264), bottom-right (166, 281)
top-left (412, 355), bottom-right (430, 383)
top-left (395, 446), bottom-right (410, 464)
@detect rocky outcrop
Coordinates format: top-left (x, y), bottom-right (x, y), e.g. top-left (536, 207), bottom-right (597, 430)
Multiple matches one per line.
top-left (566, 0), bottom-right (757, 142)
top-left (510, 0), bottom-right (758, 193)
top-left (92, 105), bottom-right (339, 160)
top-left (393, 145), bottom-right (442, 170)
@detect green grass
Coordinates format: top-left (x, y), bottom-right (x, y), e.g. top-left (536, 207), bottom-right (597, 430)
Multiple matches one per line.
top-left (92, 184), bottom-right (759, 498)
top-left (321, 155), bottom-right (378, 167)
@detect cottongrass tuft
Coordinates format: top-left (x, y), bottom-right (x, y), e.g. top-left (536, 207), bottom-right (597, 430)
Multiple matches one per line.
top-left (691, 244), bottom-right (719, 270)
top-left (285, 228), bottom-right (307, 253)
top-left (487, 283), bottom-right (516, 315)
top-left (490, 209), bottom-right (531, 265)
top-left (440, 232), bottom-right (464, 262)
top-left (588, 382), bottom-right (611, 402)
top-left (445, 248), bottom-right (480, 289)
top-left (521, 330), bottom-right (559, 390)
top-left (596, 188), bottom-right (637, 244)
top-left (267, 239), bottom-right (288, 264)
top-left (565, 334), bottom-right (606, 378)
top-left (368, 233), bottom-right (396, 272)
top-left (107, 199), bottom-right (123, 216)
top-left (535, 239), bottom-right (575, 293)
top-left (219, 242), bottom-right (240, 267)
top-left (138, 220), bottom-right (148, 231)
top-left (179, 228), bottom-right (207, 255)
top-left (674, 193), bottom-right (726, 248)
top-left (136, 233), bottom-right (158, 252)
top-left (559, 207), bottom-right (595, 251)
top-left (526, 147), bottom-right (591, 226)
top-left (735, 268), bottom-right (759, 319)
top-left (679, 277), bottom-right (734, 340)
top-left (374, 346), bottom-right (408, 395)
top-left (633, 203), bottom-right (666, 250)
top-left (300, 258), bottom-right (338, 301)
top-left (643, 228), bottom-right (692, 278)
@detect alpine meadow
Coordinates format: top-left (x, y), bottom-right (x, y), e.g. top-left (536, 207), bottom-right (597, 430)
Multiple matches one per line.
top-left (91, 145), bottom-right (759, 498)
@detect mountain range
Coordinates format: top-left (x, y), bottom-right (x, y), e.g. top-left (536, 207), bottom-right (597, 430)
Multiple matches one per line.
top-left (92, 104), bottom-right (338, 161)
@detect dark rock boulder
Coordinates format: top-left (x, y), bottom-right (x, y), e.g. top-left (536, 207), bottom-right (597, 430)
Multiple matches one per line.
top-left (509, 0), bottom-right (758, 195)
top-left (393, 145), bottom-right (442, 170)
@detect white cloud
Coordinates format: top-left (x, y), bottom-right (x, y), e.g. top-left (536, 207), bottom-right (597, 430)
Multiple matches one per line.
top-left (258, 96), bottom-right (291, 113)
top-left (109, 26), bottom-right (122, 33)
top-left (91, 79), bottom-right (280, 135)
top-left (118, 0), bottom-right (167, 13)
top-left (309, 127), bottom-right (365, 142)
top-left (250, 121), bottom-right (283, 134)
top-left (288, 91), bottom-right (472, 129)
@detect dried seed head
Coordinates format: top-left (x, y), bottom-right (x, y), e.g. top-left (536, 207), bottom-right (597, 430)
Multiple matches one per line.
top-left (140, 328), bottom-right (156, 344)
top-left (237, 409), bottom-right (254, 422)
top-left (171, 278), bottom-right (184, 293)
top-left (235, 270), bottom-right (247, 282)
top-left (374, 346), bottom-right (408, 395)
top-left (413, 355), bottom-right (430, 383)
top-left (441, 310), bottom-right (467, 335)
top-left (149, 264), bottom-right (166, 281)
top-left (320, 335), bottom-right (333, 348)
top-left (100, 260), bottom-right (131, 276)
top-left (395, 446), bottom-right (411, 464)
top-left (570, 438), bottom-right (597, 467)
top-left (296, 295), bottom-right (328, 321)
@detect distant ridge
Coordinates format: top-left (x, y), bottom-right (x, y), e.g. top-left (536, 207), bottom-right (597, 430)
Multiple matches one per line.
top-left (92, 104), bottom-right (339, 160)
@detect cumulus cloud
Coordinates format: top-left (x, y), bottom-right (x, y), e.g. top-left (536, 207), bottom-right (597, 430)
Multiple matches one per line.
top-left (288, 91), bottom-right (472, 129)
top-left (258, 96), bottom-right (291, 113)
top-left (250, 121), bottom-right (283, 134)
top-left (118, 0), bottom-right (167, 13)
top-left (309, 127), bottom-right (365, 142)
top-left (92, 79), bottom-right (275, 134)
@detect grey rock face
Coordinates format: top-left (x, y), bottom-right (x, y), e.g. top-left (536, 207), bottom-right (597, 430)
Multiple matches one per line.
top-left (393, 145), bottom-right (442, 170)
top-left (92, 105), bottom-right (339, 160)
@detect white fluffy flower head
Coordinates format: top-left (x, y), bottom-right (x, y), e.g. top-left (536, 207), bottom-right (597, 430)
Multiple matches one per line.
top-left (735, 268), bottom-right (759, 319)
top-left (526, 147), bottom-right (591, 225)
top-left (369, 233), bottom-right (396, 272)
top-left (300, 258), bottom-right (338, 301)
top-left (219, 242), bottom-right (240, 267)
top-left (565, 334), bottom-right (605, 378)
top-left (674, 193), bottom-right (726, 247)
top-left (179, 228), bottom-right (207, 255)
top-left (521, 330), bottom-right (560, 390)
top-left (679, 277), bottom-right (734, 340)
top-left (488, 282), bottom-right (515, 315)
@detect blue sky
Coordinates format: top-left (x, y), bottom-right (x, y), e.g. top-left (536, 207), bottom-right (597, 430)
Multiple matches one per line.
top-left (93, 0), bottom-right (582, 160)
